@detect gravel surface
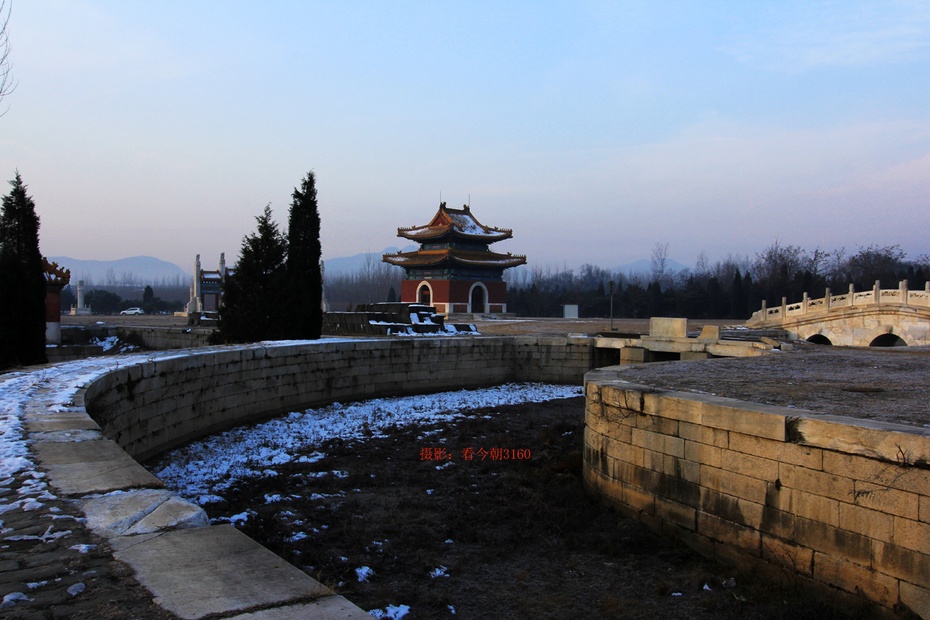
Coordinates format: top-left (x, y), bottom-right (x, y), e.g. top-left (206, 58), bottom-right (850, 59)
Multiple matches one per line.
top-left (612, 343), bottom-right (930, 428)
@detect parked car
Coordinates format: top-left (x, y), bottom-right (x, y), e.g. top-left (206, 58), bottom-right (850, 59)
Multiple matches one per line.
top-left (120, 307), bottom-right (145, 315)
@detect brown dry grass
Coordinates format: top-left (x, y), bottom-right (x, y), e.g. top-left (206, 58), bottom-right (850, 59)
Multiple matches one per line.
top-left (207, 398), bottom-right (857, 619)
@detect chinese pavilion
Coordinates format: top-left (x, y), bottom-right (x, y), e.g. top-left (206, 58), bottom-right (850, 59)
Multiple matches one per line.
top-left (382, 202), bottom-right (526, 316)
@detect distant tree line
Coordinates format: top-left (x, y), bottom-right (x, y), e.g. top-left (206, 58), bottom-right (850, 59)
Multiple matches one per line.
top-left (324, 254), bottom-right (402, 311)
top-left (59, 284), bottom-right (186, 315)
top-left (504, 243), bottom-right (930, 319)
top-left (70, 271), bottom-right (190, 290)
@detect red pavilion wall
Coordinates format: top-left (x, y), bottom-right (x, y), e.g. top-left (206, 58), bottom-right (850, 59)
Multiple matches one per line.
top-left (401, 280), bottom-right (508, 314)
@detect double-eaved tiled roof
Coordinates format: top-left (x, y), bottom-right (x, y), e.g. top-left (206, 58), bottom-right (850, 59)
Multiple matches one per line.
top-left (382, 248), bottom-right (526, 269)
top-left (397, 203), bottom-right (513, 242)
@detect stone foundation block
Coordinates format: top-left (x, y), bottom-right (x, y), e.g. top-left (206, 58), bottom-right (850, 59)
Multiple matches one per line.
top-left (812, 553), bottom-right (898, 609)
top-left (780, 463), bottom-right (855, 503)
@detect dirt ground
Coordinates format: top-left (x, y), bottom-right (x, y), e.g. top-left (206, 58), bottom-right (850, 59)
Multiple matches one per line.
top-left (206, 397), bottom-right (860, 619)
top-left (60, 313), bottom-right (739, 339)
top-left (468, 317), bottom-right (737, 337)
top-left (613, 343), bottom-right (930, 427)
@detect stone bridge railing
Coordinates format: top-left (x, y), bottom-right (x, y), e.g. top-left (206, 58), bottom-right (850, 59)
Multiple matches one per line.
top-left (748, 280), bottom-right (930, 327)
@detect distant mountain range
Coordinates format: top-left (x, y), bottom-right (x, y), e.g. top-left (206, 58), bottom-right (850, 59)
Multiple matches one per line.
top-left (48, 252), bottom-right (691, 285)
top-left (48, 256), bottom-right (190, 285)
top-left (323, 246), bottom-right (418, 275)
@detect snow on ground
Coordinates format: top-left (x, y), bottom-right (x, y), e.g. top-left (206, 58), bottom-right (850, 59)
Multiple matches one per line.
top-left (368, 603), bottom-right (411, 619)
top-left (1, 346), bottom-right (580, 539)
top-left (90, 336), bottom-right (120, 352)
top-left (0, 353), bottom-right (202, 524)
top-left (152, 383), bottom-right (582, 505)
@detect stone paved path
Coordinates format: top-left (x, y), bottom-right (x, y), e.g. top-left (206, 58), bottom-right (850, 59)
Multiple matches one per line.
top-left (1, 366), bottom-right (177, 619)
top-left (1, 352), bottom-right (370, 620)
top-left (0, 469), bottom-right (175, 619)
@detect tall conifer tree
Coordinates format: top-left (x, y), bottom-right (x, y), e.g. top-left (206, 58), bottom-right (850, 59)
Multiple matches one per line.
top-left (0, 172), bottom-right (46, 368)
top-left (217, 205), bottom-right (288, 343)
top-left (285, 171), bottom-right (323, 339)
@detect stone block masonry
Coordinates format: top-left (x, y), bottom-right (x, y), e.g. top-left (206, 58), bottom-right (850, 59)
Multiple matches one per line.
top-left (84, 336), bottom-right (593, 461)
top-left (584, 366), bottom-right (930, 618)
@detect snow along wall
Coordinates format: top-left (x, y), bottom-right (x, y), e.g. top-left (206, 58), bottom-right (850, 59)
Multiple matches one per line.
top-left (84, 336), bottom-right (593, 462)
top-left (583, 366), bottom-right (930, 617)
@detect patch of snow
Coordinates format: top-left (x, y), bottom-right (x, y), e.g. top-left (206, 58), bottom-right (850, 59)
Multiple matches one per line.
top-left (67, 583), bottom-right (85, 597)
top-left (153, 383), bottom-right (581, 503)
top-left (69, 544), bottom-right (96, 554)
top-left (369, 604), bottom-right (411, 619)
top-left (2, 592), bottom-right (31, 608)
top-left (429, 565), bottom-right (449, 578)
top-left (91, 336), bottom-right (119, 352)
top-left (356, 565), bottom-right (374, 582)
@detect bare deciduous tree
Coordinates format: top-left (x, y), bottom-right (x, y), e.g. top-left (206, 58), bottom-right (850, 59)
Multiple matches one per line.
top-left (650, 242), bottom-right (669, 283)
top-left (0, 0), bottom-right (16, 114)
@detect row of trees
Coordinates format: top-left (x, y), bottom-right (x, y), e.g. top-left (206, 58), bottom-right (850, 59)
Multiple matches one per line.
top-left (324, 254), bottom-right (402, 311)
top-left (70, 272), bottom-right (190, 290)
top-left (59, 285), bottom-right (185, 315)
top-left (504, 243), bottom-right (930, 319)
top-left (214, 171), bottom-right (323, 343)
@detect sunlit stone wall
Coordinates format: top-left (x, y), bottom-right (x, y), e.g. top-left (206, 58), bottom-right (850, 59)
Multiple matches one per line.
top-left (84, 336), bottom-right (592, 462)
top-left (583, 367), bottom-right (930, 617)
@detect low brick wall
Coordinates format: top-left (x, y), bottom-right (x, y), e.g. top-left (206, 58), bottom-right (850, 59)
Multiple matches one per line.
top-left (583, 367), bottom-right (930, 617)
top-left (84, 336), bottom-right (592, 462)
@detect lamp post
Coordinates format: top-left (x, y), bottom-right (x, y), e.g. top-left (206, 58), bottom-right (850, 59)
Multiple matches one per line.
top-left (609, 280), bottom-right (615, 331)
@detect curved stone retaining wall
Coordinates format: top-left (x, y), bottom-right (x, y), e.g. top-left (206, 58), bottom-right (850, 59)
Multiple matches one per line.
top-left (13, 336), bottom-right (590, 619)
top-left (84, 336), bottom-right (592, 462)
top-left (583, 367), bottom-right (930, 618)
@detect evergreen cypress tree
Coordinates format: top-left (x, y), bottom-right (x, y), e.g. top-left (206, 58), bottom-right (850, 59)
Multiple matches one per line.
top-left (285, 171), bottom-right (323, 339)
top-left (217, 205), bottom-right (288, 343)
top-left (730, 269), bottom-right (747, 319)
top-left (0, 172), bottom-right (46, 369)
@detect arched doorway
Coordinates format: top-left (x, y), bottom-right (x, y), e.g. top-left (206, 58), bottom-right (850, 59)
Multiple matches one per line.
top-left (806, 334), bottom-right (832, 345)
top-left (470, 284), bottom-right (486, 313)
top-left (869, 333), bottom-right (907, 347)
top-left (418, 283), bottom-right (431, 306)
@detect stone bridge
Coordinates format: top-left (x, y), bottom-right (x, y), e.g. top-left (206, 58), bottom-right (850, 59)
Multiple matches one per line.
top-left (746, 280), bottom-right (930, 347)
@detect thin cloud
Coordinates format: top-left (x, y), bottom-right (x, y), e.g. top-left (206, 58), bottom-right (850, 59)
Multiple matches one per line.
top-left (723, 2), bottom-right (930, 72)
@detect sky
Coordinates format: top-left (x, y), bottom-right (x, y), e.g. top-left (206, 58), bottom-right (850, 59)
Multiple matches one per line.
top-left (2, 1), bottom-right (929, 274)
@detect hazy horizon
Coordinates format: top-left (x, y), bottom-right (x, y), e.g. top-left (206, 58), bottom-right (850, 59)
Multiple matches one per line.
top-left (3, 2), bottom-right (929, 271)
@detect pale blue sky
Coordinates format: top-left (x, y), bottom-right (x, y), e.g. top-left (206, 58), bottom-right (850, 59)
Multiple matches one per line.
top-left (2, 1), bottom-right (929, 273)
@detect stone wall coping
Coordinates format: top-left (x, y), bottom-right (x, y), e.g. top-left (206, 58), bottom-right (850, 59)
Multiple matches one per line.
top-left (585, 372), bottom-right (930, 465)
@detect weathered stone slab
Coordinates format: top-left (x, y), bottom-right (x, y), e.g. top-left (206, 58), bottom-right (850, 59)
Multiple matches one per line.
top-left (28, 429), bottom-right (103, 443)
top-left (114, 525), bottom-right (335, 619)
top-left (649, 317), bottom-right (687, 338)
top-left (31, 439), bottom-right (164, 495)
top-left (697, 325), bottom-right (720, 341)
top-left (792, 414), bottom-right (930, 465)
top-left (23, 409), bottom-right (102, 432)
top-left (81, 489), bottom-right (208, 537)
